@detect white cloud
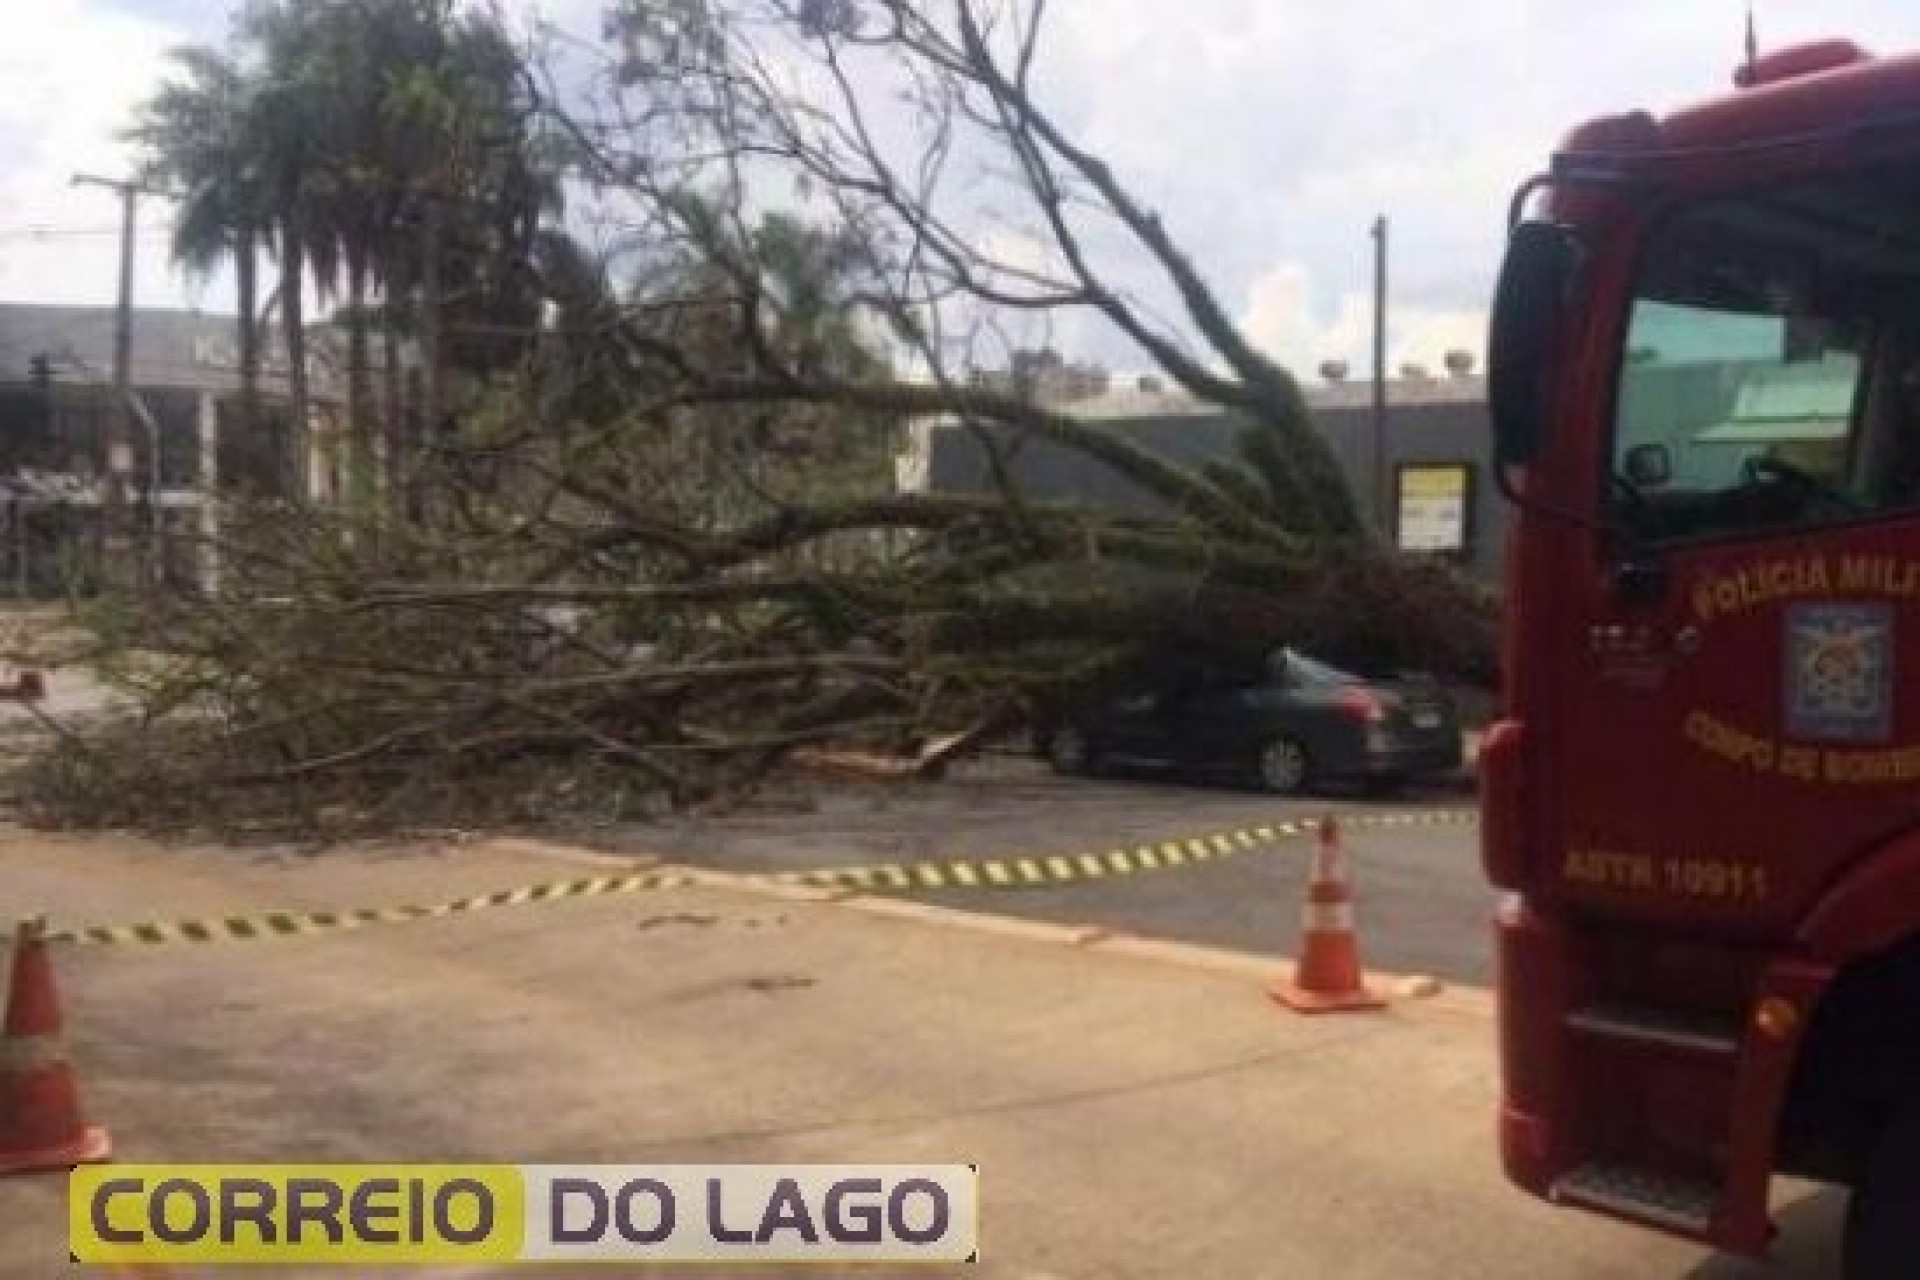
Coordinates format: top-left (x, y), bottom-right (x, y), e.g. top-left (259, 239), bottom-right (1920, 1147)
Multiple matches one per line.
top-left (8, 0), bottom-right (1920, 359)
top-left (1392, 308), bottom-right (1488, 377)
top-left (1241, 261), bottom-right (1364, 376)
top-left (1027, 0), bottom-right (1920, 373)
top-left (1241, 259), bottom-right (1486, 382)
top-left (0, 0), bottom-right (184, 311)
top-left (0, 0), bottom-right (610, 321)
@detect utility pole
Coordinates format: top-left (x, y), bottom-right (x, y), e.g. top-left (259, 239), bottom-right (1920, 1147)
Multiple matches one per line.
top-left (72, 173), bottom-right (151, 588)
top-left (1370, 214), bottom-right (1391, 536)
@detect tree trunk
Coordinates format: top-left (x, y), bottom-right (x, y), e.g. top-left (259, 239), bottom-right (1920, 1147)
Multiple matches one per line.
top-left (420, 200), bottom-right (444, 454)
top-left (281, 228), bottom-right (309, 502)
top-left (418, 200), bottom-right (445, 529)
top-left (235, 224), bottom-right (261, 452)
top-left (382, 322), bottom-right (405, 520)
top-left (346, 252), bottom-right (372, 508)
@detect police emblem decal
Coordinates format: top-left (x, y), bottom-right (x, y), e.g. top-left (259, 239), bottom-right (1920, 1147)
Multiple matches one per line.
top-left (1785, 602), bottom-right (1895, 744)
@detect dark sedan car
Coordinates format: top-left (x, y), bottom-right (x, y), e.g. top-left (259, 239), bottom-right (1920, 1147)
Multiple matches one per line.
top-left (1036, 649), bottom-right (1463, 794)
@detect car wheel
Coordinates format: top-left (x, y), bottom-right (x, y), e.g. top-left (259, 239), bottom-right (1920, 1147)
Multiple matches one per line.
top-left (1047, 726), bottom-right (1098, 776)
top-left (1256, 737), bottom-right (1310, 795)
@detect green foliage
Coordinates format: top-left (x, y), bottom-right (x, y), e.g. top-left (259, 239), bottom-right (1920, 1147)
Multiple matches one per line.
top-left (38, 0), bottom-right (1500, 837)
top-left (607, 0), bottom-right (728, 83)
top-left (132, 0), bottom-right (565, 491)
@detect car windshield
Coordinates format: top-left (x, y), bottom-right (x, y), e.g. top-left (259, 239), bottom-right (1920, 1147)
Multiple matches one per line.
top-left (1280, 650), bottom-right (1358, 687)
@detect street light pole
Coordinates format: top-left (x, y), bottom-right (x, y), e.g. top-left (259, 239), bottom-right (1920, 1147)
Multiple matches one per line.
top-left (1371, 214), bottom-right (1390, 536)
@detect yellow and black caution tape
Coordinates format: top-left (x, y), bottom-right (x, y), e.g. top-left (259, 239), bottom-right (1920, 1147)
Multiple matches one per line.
top-left (1356, 810), bottom-right (1480, 830)
top-left (35, 807), bottom-right (1479, 947)
top-left (776, 807), bottom-right (1478, 893)
top-left (781, 820), bottom-right (1303, 893)
top-left (45, 870), bottom-right (689, 948)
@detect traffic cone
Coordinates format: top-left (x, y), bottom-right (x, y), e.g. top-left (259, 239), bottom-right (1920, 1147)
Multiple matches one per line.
top-left (1270, 816), bottom-right (1385, 1014)
top-left (0, 918), bottom-right (110, 1175)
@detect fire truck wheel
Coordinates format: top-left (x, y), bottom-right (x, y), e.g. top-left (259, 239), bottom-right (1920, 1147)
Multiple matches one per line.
top-left (1844, 1103), bottom-right (1920, 1279)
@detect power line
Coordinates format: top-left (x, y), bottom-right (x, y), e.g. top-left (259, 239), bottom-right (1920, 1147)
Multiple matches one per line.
top-left (0, 222), bottom-right (172, 243)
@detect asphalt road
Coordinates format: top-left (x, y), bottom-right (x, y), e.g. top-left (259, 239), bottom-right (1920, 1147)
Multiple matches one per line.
top-left (0, 664), bottom-right (1497, 985)
top-left (605, 755), bottom-right (1495, 986)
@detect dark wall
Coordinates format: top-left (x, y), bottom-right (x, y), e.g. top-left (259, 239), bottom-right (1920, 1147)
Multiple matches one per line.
top-left (920, 393), bottom-right (1507, 580)
top-left (0, 383), bottom-right (204, 487)
top-left (926, 414), bottom-right (1245, 515)
top-left (1314, 398), bottom-right (1505, 578)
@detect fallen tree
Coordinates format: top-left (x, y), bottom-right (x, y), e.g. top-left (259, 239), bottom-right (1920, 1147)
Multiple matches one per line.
top-left (20, 0), bottom-right (1496, 835)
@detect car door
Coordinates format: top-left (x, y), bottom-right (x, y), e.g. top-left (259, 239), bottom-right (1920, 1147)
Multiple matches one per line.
top-left (1262, 655), bottom-right (1359, 772)
top-left (1160, 669), bottom-right (1264, 770)
top-left (1096, 690), bottom-right (1174, 763)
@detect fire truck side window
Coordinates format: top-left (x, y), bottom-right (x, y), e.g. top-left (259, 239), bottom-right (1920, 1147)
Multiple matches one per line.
top-left (1609, 173), bottom-right (1920, 544)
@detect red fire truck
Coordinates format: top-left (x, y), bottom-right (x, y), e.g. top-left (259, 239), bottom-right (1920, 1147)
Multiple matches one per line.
top-left (1484, 38), bottom-right (1920, 1278)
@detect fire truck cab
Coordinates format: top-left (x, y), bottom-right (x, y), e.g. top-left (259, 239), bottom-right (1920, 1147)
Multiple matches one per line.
top-left (1484, 39), bottom-right (1920, 1278)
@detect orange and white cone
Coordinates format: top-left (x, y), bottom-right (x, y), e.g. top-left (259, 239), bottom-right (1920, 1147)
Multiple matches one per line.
top-left (0, 918), bottom-right (110, 1176)
top-left (1270, 816), bottom-right (1385, 1014)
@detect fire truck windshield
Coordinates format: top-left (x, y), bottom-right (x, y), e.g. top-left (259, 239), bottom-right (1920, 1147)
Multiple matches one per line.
top-left (1607, 167), bottom-right (1920, 545)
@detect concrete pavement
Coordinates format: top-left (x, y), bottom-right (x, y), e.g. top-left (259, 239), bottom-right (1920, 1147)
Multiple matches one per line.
top-left (0, 828), bottom-right (1840, 1278)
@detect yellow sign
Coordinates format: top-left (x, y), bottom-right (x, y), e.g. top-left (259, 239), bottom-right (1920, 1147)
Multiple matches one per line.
top-left (71, 1165), bottom-right (524, 1264)
top-left (1395, 463), bottom-right (1472, 553)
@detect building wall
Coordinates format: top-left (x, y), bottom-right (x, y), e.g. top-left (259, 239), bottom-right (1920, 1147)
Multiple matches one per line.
top-left (0, 303), bottom-right (352, 595)
top-left (1313, 395), bottom-right (1506, 577)
top-left (904, 379), bottom-right (1508, 579)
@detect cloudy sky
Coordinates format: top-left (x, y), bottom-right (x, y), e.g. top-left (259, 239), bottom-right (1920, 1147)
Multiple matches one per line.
top-left (6, 0), bottom-right (1920, 382)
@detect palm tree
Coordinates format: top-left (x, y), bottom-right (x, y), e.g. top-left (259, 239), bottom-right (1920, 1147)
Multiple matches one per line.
top-left (259, 0), bottom-right (556, 511)
top-left (241, 1), bottom-right (340, 494)
top-left (135, 0), bottom-right (564, 510)
top-left (128, 48), bottom-right (267, 445)
top-left (753, 212), bottom-right (884, 382)
top-left (271, 0), bottom-right (430, 504)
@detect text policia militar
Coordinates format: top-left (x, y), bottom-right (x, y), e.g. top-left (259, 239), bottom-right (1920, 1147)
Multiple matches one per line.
top-left (1688, 552), bottom-right (1920, 624)
top-left (69, 1164), bottom-right (981, 1265)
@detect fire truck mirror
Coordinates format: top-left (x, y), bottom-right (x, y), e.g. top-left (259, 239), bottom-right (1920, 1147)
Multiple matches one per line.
top-left (1489, 219), bottom-right (1584, 468)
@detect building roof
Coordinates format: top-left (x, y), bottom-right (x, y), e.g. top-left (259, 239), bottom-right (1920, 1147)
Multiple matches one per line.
top-left (1049, 373), bottom-right (1488, 421)
top-left (1306, 373), bottom-right (1487, 410)
top-left (0, 303), bottom-right (346, 402)
top-left (1063, 388), bottom-right (1224, 420)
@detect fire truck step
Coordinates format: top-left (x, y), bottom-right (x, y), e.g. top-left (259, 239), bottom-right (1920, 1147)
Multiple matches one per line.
top-left (1550, 1162), bottom-right (1720, 1234)
top-left (1565, 1002), bottom-right (1742, 1056)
